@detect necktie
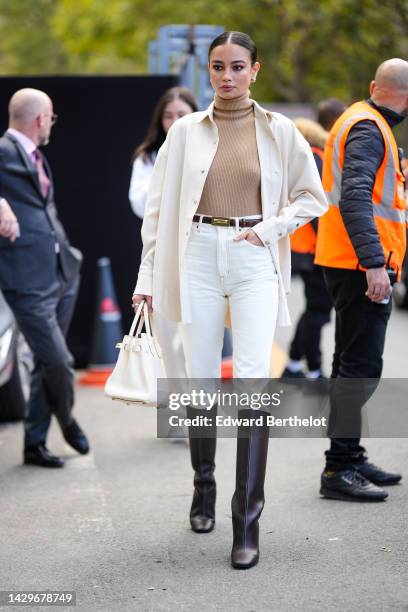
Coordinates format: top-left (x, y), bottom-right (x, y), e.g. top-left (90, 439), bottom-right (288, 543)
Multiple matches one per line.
top-left (32, 149), bottom-right (51, 199)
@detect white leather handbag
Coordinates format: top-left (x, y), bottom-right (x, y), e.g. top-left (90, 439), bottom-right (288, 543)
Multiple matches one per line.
top-left (104, 300), bottom-right (164, 405)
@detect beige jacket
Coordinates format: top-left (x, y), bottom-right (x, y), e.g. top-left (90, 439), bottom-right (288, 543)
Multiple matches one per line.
top-left (134, 100), bottom-right (328, 326)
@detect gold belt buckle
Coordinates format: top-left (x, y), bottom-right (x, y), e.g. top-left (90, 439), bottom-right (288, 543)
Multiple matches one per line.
top-left (211, 217), bottom-right (230, 227)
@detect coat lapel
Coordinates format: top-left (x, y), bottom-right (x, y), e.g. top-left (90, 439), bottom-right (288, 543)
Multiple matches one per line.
top-left (5, 133), bottom-right (45, 201)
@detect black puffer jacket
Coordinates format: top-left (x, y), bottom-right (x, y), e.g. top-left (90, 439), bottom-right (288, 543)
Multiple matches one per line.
top-left (340, 99), bottom-right (405, 269)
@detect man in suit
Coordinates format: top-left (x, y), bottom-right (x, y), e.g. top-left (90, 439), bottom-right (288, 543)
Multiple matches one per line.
top-left (0, 88), bottom-right (89, 467)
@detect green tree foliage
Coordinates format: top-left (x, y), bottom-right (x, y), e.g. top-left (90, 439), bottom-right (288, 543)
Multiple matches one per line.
top-left (0, 0), bottom-right (68, 74)
top-left (1, 0), bottom-right (408, 103)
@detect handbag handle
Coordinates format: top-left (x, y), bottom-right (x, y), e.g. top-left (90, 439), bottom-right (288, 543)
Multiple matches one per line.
top-left (142, 301), bottom-right (153, 342)
top-left (123, 300), bottom-right (161, 358)
top-left (129, 300), bottom-right (145, 336)
top-left (129, 300), bottom-right (155, 343)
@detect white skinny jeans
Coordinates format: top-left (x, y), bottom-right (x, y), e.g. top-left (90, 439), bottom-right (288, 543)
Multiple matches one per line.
top-left (181, 219), bottom-right (279, 379)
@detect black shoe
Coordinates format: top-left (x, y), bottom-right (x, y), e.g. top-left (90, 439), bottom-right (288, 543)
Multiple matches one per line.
top-left (231, 410), bottom-right (269, 570)
top-left (320, 469), bottom-right (388, 502)
top-left (190, 514), bottom-right (215, 533)
top-left (188, 406), bottom-right (217, 534)
top-left (24, 444), bottom-right (64, 468)
top-left (189, 448), bottom-right (216, 533)
top-left (355, 461), bottom-right (402, 486)
top-left (62, 419), bottom-right (90, 455)
top-left (280, 367), bottom-right (305, 380)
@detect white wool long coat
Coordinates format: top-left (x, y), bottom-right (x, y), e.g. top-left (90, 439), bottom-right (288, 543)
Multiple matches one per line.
top-left (134, 100), bottom-right (328, 326)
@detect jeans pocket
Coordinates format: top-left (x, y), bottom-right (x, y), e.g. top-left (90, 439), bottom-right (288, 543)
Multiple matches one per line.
top-left (242, 238), bottom-right (267, 251)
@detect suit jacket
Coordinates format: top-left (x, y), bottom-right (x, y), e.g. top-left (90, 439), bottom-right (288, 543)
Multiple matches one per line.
top-left (134, 100), bottom-right (328, 326)
top-left (0, 132), bottom-right (82, 291)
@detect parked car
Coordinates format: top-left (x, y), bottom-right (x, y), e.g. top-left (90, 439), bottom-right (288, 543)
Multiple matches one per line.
top-left (0, 290), bottom-right (31, 421)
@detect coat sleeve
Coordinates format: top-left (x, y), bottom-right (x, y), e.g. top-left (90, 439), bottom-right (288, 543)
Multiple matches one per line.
top-left (133, 139), bottom-right (169, 295)
top-left (252, 122), bottom-right (328, 245)
top-left (339, 121), bottom-right (386, 269)
top-left (128, 156), bottom-right (153, 219)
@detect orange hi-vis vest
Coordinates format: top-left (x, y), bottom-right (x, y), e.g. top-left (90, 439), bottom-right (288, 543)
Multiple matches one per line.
top-left (290, 146), bottom-right (324, 255)
top-left (315, 101), bottom-right (407, 276)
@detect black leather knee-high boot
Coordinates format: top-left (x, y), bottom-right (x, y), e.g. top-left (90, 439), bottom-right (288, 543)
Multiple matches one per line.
top-left (231, 409), bottom-right (269, 569)
top-left (187, 405), bottom-right (217, 533)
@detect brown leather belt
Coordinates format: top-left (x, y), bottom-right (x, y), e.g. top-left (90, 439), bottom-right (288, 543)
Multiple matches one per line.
top-left (192, 214), bottom-right (261, 228)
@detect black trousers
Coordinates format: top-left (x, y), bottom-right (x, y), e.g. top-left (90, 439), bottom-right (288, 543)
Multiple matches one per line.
top-left (322, 268), bottom-right (391, 470)
top-left (289, 266), bottom-right (332, 371)
top-left (3, 274), bottom-right (79, 448)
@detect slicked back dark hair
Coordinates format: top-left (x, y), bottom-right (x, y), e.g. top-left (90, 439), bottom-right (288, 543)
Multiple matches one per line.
top-left (208, 31), bottom-right (257, 65)
top-left (132, 86), bottom-right (198, 163)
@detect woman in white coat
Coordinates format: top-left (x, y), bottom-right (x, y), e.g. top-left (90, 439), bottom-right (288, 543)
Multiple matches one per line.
top-left (133, 31), bottom-right (328, 569)
top-left (129, 87), bottom-right (198, 380)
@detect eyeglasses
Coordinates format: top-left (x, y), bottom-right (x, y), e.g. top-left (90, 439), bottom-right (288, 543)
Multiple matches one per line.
top-left (41, 113), bottom-right (58, 125)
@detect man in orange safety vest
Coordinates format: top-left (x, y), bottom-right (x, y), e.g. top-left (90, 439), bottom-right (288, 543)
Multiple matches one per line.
top-left (315, 59), bottom-right (408, 502)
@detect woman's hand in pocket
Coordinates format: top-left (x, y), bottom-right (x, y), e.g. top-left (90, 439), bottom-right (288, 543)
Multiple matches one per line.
top-left (233, 229), bottom-right (264, 247)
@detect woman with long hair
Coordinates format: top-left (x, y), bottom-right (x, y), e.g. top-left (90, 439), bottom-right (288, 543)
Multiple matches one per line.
top-left (129, 86), bottom-right (198, 218)
top-left (129, 87), bottom-right (198, 383)
top-left (132, 31), bottom-right (327, 569)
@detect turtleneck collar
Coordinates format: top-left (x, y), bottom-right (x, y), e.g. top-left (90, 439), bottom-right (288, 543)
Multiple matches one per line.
top-left (214, 91), bottom-right (253, 112)
top-left (367, 98), bottom-right (405, 128)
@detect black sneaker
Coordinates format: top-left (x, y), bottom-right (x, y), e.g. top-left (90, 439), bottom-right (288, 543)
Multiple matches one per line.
top-left (320, 469), bottom-right (388, 502)
top-left (355, 461), bottom-right (402, 486)
top-left (280, 367), bottom-right (306, 380)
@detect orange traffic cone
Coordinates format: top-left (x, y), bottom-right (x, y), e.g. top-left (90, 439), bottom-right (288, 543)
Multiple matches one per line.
top-left (221, 358), bottom-right (233, 379)
top-left (79, 258), bottom-right (123, 386)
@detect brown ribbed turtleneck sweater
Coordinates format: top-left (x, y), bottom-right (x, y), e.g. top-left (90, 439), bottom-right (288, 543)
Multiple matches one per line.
top-left (196, 92), bottom-right (262, 218)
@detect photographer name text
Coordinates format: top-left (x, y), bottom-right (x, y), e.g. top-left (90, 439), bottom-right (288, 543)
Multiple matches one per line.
top-left (168, 415), bottom-right (327, 428)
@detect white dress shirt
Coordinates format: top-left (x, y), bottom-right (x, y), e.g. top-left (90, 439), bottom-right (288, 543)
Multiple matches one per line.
top-left (128, 153), bottom-right (156, 219)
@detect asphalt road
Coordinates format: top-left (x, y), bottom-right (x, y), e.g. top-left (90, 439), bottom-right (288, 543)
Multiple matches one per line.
top-left (0, 278), bottom-right (407, 612)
